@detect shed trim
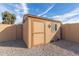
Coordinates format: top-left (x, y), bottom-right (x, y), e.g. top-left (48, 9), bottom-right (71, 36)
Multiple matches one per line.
top-left (23, 14), bottom-right (62, 23)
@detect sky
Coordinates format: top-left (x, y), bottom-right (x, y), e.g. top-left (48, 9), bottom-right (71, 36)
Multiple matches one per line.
top-left (0, 3), bottom-right (79, 24)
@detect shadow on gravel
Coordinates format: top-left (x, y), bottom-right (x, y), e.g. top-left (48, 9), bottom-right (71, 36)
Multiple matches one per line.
top-left (53, 40), bottom-right (79, 55)
top-left (0, 39), bottom-right (27, 48)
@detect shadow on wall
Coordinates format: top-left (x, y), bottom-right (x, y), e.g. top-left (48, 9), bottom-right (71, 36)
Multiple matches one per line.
top-left (50, 26), bottom-right (61, 43)
top-left (0, 24), bottom-right (26, 48)
top-left (52, 23), bottom-right (79, 55)
top-left (49, 24), bottom-right (79, 55)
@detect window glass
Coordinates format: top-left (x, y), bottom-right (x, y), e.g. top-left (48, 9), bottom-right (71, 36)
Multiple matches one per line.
top-left (51, 23), bottom-right (57, 32)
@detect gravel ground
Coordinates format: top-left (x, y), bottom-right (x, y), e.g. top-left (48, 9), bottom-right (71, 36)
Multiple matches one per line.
top-left (0, 39), bottom-right (79, 56)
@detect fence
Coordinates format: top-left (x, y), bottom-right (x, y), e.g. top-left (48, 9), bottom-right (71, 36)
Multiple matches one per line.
top-left (0, 24), bottom-right (22, 42)
top-left (62, 23), bottom-right (79, 43)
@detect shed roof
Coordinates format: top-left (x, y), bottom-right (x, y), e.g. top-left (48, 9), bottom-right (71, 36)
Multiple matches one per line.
top-left (23, 14), bottom-right (62, 23)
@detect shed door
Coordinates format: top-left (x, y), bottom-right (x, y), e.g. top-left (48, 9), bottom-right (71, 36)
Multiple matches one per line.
top-left (32, 21), bottom-right (45, 46)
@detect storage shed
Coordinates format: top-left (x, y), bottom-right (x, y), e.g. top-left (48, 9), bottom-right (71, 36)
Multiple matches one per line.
top-left (23, 14), bottom-right (62, 48)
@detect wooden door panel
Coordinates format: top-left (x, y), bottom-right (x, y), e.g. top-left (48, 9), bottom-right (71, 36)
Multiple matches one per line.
top-left (33, 22), bottom-right (44, 33)
top-left (32, 21), bottom-right (45, 46)
top-left (33, 34), bottom-right (44, 46)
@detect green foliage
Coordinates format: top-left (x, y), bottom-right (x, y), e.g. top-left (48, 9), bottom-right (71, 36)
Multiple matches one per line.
top-left (2, 11), bottom-right (16, 24)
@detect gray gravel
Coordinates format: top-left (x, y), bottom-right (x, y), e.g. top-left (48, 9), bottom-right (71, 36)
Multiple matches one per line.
top-left (0, 39), bottom-right (79, 56)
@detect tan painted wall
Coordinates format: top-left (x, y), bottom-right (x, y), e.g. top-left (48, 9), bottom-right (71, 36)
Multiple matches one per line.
top-left (0, 24), bottom-right (22, 42)
top-left (0, 24), bottom-right (16, 42)
top-left (23, 16), bottom-right (61, 48)
top-left (16, 24), bottom-right (23, 40)
top-left (62, 23), bottom-right (79, 43)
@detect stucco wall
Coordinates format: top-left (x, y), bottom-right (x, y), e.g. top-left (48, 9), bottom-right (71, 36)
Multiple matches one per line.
top-left (62, 23), bottom-right (79, 43)
top-left (16, 24), bottom-right (23, 40)
top-left (0, 24), bottom-right (22, 42)
top-left (0, 24), bottom-right (16, 42)
top-left (23, 16), bottom-right (61, 48)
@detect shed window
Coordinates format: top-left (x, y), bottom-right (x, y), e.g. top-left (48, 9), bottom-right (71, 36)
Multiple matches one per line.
top-left (51, 24), bottom-right (57, 32)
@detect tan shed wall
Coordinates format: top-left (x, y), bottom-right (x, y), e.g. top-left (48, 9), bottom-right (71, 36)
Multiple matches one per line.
top-left (23, 19), bottom-right (29, 47)
top-left (0, 24), bottom-right (22, 42)
top-left (62, 23), bottom-right (79, 43)
top-left (23, 16), bottom-right (61, 48)
top-left (45, 21), bottom-right (61, 44)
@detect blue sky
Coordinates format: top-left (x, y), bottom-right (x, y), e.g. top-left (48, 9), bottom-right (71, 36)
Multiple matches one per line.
top-left (0, 3), bottom-right (79, 24)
